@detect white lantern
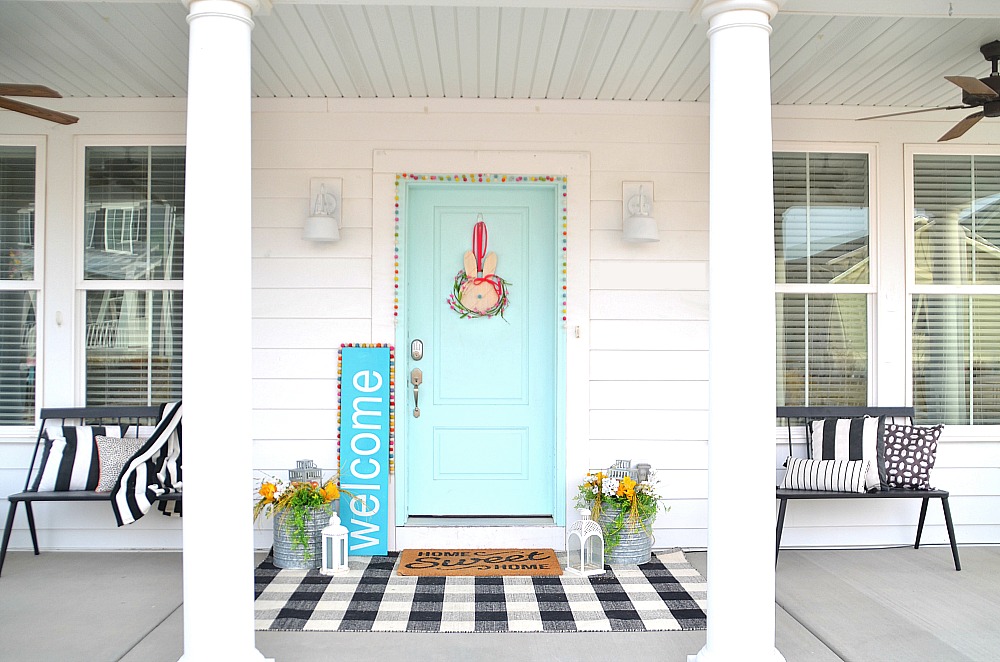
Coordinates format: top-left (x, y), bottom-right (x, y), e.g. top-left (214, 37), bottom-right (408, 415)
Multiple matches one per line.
top-left (320, 513), bottom-right (350, 576)
top-left (565, 508), bottom-right (605, 577)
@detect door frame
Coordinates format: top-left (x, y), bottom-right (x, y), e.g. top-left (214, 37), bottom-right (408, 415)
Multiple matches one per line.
top-left (372, 150), bottom-right (591, 537)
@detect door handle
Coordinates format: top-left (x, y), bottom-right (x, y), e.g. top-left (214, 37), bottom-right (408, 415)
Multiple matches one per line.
top-left (410, 368), bottom-right (423, 418)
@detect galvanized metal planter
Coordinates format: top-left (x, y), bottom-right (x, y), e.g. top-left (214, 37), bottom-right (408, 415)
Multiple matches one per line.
top-left (597, 509), bottom-right (655, 565)
top-left (272, 506), bottom-right (333, 570)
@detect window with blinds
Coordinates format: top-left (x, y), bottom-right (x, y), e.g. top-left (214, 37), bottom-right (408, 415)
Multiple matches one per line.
top-left (774, 151), bottom-right (871, 407)
top-left (83, 146), bottom-right (184, 407)
top-left (0, 146), bottom-right (38, 426)
top-left (912, 154), bottom-right (1000, 424)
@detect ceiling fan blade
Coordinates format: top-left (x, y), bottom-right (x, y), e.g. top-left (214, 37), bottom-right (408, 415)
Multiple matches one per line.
top-left (857, 105), bottom-right (969, 121)
top-left (0, 84), bottom-right (62, 98)
top-left (944, 75), bottom-right (999, 98)
top-left (0, 96), bottom-right (78, 125)
top-left (938, 111), bottom-right (985, 142)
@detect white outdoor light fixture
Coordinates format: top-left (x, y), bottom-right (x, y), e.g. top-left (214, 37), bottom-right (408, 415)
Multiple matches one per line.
top-left (320, 512), bottom-right (350, 576)
top-left (622, 181), bottom-right (660, 243)
top-left (304, 178), bottom-right (342, 242)
top-left (565, 508), bottom-right (605, 577)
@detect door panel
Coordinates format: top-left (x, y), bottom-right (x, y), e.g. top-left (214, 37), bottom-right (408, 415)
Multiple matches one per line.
top-left (404, 183), bottom-right (557, 516)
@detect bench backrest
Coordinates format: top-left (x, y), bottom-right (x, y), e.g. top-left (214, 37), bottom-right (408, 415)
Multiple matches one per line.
top-left (24, 406), bottom-right (164, 492)
top-left (776, 406), bottom-right (915, 460)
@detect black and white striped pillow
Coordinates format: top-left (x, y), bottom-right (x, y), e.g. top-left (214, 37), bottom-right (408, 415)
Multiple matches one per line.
top-left (31, 425), bottom-right (125, 492)
top-left (780, 457), bottom-right (869, 493)
top-left (810, 417), bottom-right (885, 492)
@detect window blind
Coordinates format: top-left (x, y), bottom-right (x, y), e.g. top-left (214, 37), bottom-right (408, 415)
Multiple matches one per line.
top-left (774, 151), bottom-right (871, 407)
top-left (914, 155), bottom-right (1000, 285)
top-left (911, 294), bottom-right (1000, 425)
top-left (912, 155), bottom-right (1000, 424)
top-left (776, 293), bottom-right (868, 407)
top-left (774, 152), bottom-right (870, 285)
top-left (83, 146), bottom-right (184, 407)
top-left (85, 290), bottom-right (182, 407)
top-left (0, 146), bottom-right (37, 425)
top-left (84, 146), bottom-right (184, 281)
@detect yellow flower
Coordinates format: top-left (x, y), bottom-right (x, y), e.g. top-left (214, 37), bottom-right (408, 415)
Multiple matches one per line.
top-left (320, 481), bottom-right (340, 503)
top-left (258, 482), bottom-right (277, 503)
top-left (619, 475), bottom-right (637, 499)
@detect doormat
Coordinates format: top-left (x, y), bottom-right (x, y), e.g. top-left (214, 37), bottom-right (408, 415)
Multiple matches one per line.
top-left (254, 549), bottom-right (707, 633)
top-left (396, 548), bottom-right (562, 577)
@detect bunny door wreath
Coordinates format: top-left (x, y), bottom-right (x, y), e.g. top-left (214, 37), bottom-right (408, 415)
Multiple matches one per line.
top-left (447, 216), bottom-right (511, 319)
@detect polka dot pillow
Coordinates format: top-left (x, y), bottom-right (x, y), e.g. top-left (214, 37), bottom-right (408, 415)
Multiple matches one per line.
top-left (882, 423), bottom-right (943, 490)
top-left (95, 435), bottom-right (149, 493)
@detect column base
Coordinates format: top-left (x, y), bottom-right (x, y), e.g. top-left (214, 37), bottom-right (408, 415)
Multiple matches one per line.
top-left (689, 648), bottom-right (785, 662)
top-left (179, 650), bottom-right (272, 662)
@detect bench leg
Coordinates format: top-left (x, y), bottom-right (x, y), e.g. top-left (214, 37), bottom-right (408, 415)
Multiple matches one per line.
top-left (24, 502), bottom-right (39, 555)
top-left (915, 497), bottom-right (930, 549)
top-left (941, 496), bottom-right (961, 571)
top-left (0, 500), bottom-right (18, 577)
top-left (775, 498), bottom-right (788, 566)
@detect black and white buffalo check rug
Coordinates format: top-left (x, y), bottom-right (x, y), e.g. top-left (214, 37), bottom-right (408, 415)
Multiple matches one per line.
top-left (254, 549), bottom-right (707, 633)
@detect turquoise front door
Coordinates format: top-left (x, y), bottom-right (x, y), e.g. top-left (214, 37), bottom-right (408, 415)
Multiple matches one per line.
top-left (402, 181), bottom-right (560, 517)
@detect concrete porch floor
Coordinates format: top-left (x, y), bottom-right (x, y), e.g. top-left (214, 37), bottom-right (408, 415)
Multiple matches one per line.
top-left (1, 546), bottom-right (997, 661)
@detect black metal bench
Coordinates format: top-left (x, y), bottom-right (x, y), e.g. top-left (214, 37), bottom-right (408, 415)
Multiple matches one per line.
top-left (0, 406), bottom-right (181, 576)
top-left (775, 406), bottom-right (961, 571)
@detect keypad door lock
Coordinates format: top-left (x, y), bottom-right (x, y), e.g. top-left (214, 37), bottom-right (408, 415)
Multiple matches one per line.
top-left (411, 339), bottom-right (424, 361)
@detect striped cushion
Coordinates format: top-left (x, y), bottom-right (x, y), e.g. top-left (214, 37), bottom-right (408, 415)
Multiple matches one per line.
top-left (31, 425), bottom-right (125, 492)
top-left (780, 457), bottom-right (869, 493)
top-left (810, 417), bottom-right (885, 491)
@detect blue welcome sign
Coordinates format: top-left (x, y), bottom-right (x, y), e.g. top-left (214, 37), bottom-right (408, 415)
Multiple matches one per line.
top-left (339, 344), bottom-right (392, 555)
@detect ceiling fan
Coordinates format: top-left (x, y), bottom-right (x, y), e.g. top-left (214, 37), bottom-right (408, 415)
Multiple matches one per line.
top-left (0, 84), bottom-right (78, 125)
top-left (858, 40), bottom-right (1000, 142)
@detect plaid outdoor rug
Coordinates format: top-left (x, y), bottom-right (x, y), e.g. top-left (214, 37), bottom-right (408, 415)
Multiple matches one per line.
top-left (255, 549), bottom-right (707, 633)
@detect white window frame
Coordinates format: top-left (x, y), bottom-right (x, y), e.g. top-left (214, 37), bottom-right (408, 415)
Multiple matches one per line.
top-left (905, 143), bottom-right (1000, 434)
top-left (74, 136), bottom-right (184, 405)
top-left (773, 142), bottom-right (879, 406)
top-left (0, 135), bottom-right (45, 436)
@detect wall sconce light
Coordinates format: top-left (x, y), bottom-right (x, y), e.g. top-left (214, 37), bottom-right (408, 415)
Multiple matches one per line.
top-left (304, 178), bottom-right (342, 242)
top-left (622, 181), bottom-right (660, 243)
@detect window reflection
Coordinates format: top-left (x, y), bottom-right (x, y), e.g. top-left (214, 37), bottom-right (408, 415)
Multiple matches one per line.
top-left (83, 146), bottom-right (184, 406)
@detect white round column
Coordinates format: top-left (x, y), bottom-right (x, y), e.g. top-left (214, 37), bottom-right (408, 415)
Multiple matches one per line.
top-left (180, 0), bottom-right (269, 660)
top-left (691, 2), bottom-right (784, 661)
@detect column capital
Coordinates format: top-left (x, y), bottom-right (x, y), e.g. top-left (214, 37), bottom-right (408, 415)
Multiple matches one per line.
top-left (699, 0), bottom-right (781, 23)
top-left (182, 0), bottom-right (263, 17)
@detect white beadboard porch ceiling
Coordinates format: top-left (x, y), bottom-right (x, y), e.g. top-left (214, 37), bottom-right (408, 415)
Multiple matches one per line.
top-left (1, 1), bottom-right (999, 109)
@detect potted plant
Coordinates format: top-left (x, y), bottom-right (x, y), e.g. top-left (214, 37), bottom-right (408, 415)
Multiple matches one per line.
top-left (254, 474), bottom-right (342, 569)
top-left (575, 469), bottom-right (666, 564)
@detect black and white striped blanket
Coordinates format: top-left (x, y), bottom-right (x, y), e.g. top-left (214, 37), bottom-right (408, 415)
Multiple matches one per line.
top-left (255, 549), bottom-right (707, 633)
top-left (112, 401), bottom-right (183, 526)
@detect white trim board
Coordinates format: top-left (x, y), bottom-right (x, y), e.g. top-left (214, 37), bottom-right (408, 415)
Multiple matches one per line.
top-left (372, 149), bottom-right (591, 548)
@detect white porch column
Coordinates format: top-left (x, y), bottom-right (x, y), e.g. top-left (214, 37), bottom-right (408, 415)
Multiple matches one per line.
top-left (180, 0), bottom-right (268, 660)
top-left (692, 2), bottom-right (783, 661)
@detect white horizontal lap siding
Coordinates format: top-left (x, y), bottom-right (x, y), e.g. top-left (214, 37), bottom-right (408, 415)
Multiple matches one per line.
top-left (588, 108), bottom-right (711, 549)
top-left (6, 98), bottom-right (1000, 551)
top-left (248, 100), bottom-right (715, 548)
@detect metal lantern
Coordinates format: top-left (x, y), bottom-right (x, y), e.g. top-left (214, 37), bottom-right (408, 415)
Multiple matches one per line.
top-left (320, 513), bottom-right (350, 576)
top-left (565, 508), bottom-right (605, 577)
top-left (289, 459), bottom-right (322, 483)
